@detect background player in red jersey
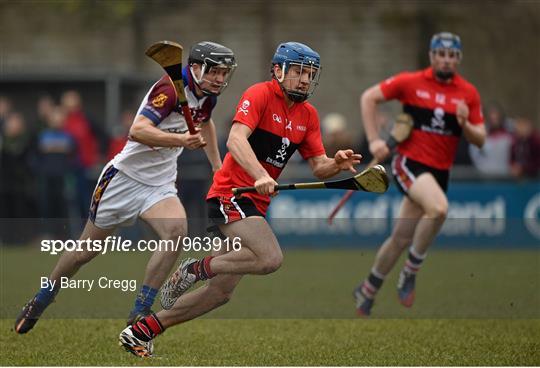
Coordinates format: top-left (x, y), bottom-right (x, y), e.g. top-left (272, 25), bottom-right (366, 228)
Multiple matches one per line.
top-left (119, 42), bottom-right (362, 357)
top-left (353, 32), bottom-right (486, 316)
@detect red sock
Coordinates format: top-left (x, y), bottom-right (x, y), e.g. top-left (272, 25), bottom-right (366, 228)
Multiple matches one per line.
top-left (201, 256), bottom-right (216, 279)
top-left (189, 256), bottom-right (216, 281)
top-left (131, 313), bottom-right (164, 341)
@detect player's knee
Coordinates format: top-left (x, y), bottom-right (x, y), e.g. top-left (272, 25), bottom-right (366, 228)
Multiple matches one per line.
top-left (426, 201), bottom-right (448, 219)
top-left (259, 253), bottom-right (283, 274)
top-left (161, 222), bottom-right (187, 242)
top-left (73, 250), bottom-right (99, 266)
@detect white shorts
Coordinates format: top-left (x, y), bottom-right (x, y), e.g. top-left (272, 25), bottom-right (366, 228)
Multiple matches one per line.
top-left (89, 164), bottom-right (178, 229)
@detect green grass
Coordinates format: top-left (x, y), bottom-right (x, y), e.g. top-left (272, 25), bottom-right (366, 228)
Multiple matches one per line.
top-left (1, 319), bottom-right (539, 365)
top-left (1, 246), bottom-right (539, 365)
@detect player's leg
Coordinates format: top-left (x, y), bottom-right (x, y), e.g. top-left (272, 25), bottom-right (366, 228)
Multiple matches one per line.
top-left (126, 195), bottom-right (187, 323)
top-left (121, 218), bottom-right (282, 356)
top-left (211, 217), bottom-right (283, 274)
top-left (396, 172), bottom-right (448, 307)
top-left (354, 197), bottom-right (423, 316)
top-left (120, 240), bottom-right (242, 357)
top-left (159, 215), bottom-right (282, 309)
top-left (15, 220), bottom-right (115, 334)
top-left (407, 173), bottom-right (448, 254)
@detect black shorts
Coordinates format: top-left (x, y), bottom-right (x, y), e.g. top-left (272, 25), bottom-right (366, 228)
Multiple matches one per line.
top-left (391, 154), bottom-right (449, 195)
top-left (207, 195), bottom-right (264, 232)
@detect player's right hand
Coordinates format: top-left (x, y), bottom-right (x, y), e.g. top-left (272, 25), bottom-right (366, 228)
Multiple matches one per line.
top-left (369, 138), bottom-right (390, 162)
top-left (254, 175), bottom-right (278, 196)
top-left (180, 131), bottom-right (206, 150)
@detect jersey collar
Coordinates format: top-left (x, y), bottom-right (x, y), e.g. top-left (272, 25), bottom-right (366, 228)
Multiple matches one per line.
top-left (424, 66), bottom-right (460, 86)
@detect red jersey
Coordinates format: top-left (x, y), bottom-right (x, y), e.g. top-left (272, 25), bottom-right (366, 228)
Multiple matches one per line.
top-left (380, 67), bottom-right (483, 170)
top-left (208, 79), bottom-right (326, 215)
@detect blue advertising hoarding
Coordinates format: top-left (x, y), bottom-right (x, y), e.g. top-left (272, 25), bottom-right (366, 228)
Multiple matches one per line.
top-left (267, 182), bottom-right (540, 248)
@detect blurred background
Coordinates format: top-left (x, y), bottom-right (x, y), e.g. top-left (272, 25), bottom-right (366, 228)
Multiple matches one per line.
top-left (0, 0), bottom-right (539, 244)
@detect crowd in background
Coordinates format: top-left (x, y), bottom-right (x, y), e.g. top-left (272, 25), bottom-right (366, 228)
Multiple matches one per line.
top-left (1, 92), bottom-right (539, 229)
top-left (0, 92), bottom-right (132, 224)
top-left (322, 106), bottom-right (540, 179)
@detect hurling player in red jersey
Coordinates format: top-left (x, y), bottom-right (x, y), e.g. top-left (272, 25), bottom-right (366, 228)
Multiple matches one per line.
top-left (353, 32), bottom-right (486, 316)
top-left (120, 42), bottom-right (362, 356)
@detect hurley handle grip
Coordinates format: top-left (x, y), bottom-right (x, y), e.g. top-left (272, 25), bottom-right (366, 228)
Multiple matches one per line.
top-left (232, 184), bottom-right (295, 195)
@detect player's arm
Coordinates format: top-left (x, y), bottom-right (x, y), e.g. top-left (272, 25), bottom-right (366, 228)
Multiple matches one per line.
top-left (307, 150), bottom-right (362, 180)
top-left (227, 122), bottom-right (277, 195)
top-left (199, 118), bottom-right (222, 172)
top-left (129, 115), bottom-right (205, 150)
top-left (456, 93), bottom-right (486, 148)
top-left (361, 84), bottom-right (390, 161)
top-left (460, 118), bottom-right (486, 148)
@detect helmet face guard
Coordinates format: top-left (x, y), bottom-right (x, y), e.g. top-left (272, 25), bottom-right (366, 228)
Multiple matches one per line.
top-left (276, 61), bottom-right (321, 102)
top-left (271, 42), bottom-right (321, 102)
top-left (190, 58), bottom-right (237, 96)
top-left (188, 41), bottom-right (237, 96)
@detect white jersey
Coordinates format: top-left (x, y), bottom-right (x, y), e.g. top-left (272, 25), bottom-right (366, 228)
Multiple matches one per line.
top-left (112, 70), bottom-right (217, 186)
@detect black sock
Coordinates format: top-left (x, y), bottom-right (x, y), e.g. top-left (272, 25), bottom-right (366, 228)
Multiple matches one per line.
top-left (404, 246), bottom-right (426, 274)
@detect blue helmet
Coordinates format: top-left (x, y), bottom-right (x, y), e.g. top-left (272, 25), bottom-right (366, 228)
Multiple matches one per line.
top-left (430, 32), bottom-right (462, 53)
top-left (272, 42), bottom-right (321, 70)
top-left (271, 42), bottom-right (321, 102)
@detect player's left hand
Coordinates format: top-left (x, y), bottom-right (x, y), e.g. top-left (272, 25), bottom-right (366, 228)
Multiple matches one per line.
top-left (335, 149), bottom-right (362, 174)
top-left (456, 101), bottom-right (469, 127)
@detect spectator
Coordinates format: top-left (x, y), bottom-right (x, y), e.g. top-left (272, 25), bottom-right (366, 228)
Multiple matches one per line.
top-left (35, 95), bottom-right (56, 133)
top-left (0, 96), bottom-right (13, 135)
top-left (36, 106), bottom-right (75, 221)
top-left (469, 102), bottom-right (513, 175)
top-left (510, 117), bottom-right (540, 178)
top-left (106, 109), bottom-right (134, 161)
top-left (60, 90), bottom-right (100, 218)
top-left (0, 113), bottom-right (35, 219)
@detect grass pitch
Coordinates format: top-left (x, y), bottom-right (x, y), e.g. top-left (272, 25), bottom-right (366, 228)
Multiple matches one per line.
top-left (1, 247), bottom-right (539, 365)
top-left (1, 319), bottom-right (539, 365)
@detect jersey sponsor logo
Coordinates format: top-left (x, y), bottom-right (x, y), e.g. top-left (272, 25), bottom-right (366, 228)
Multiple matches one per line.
top-left (416, 89), bottom-right (431, 99)
top-left (431, 107), bottom-right (446, 129)
top-left (451, 98), bottom-right (465, 105)
top-left (238, 99), bottom-right (250, 115)
top-left (296, 125), bottom-right (307, 131)
top-left (248, 128), bottom-right (298, 170)
top-left (272, 114), bottom-right (283, 123)
top-left (152, 93), bottom-right (168, 108)
top-left (404, 104), bottom-right (461, 137)
top-left (435, 93), bottom-right (446, 105)
top-left (285, 120), bottom-right (292, 131)
top-left (275, 137), bottom-right (291, 161)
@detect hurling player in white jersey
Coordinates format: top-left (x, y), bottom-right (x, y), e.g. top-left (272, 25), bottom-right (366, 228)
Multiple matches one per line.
top-left (15, 41), bottom-right (237, 334)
